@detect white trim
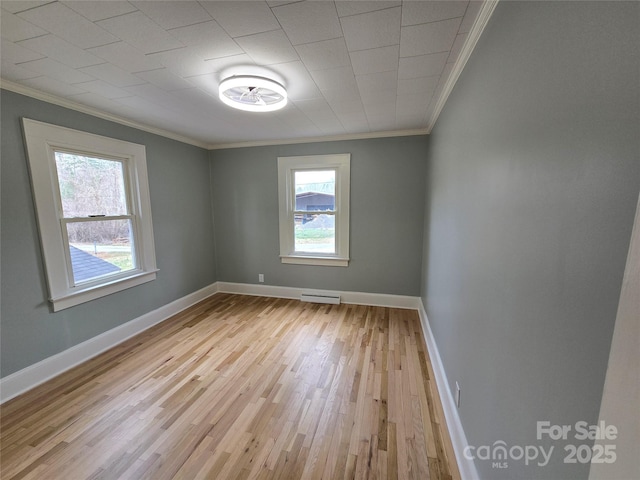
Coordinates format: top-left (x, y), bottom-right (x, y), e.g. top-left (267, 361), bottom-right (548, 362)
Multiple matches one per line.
top-left (209, 128), bottom-right (429, 150)
top-left (2, 1), bottom-right (501, 154)
top-left (217, 282), bottom-right (421, 310)
top-left (278, 154), bottom-right (350, 267)
top-left (50, 270), bottom-right (158, 312)
top-left (1, 80), bottom-right (209, 149)
top-left (0, 277), bottom-right (478, 478)
top-left (0, 283), bottom-right (219, 404)
top-left (22, 119), bottom-right (158, 311)
top-left (0, 283), bottom-right (421, 403)
top-left (418, 300), bottom-right (479, 480)
top-left (425, 0), bottom-right (500, 133)
top-left (1, 80), bottom-right (427, 149)
top-left (280, 255), bottom-right (349, 267)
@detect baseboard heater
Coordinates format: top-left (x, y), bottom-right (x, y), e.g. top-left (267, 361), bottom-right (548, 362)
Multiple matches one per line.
top-left (300, 293), bottom-right (341, 305)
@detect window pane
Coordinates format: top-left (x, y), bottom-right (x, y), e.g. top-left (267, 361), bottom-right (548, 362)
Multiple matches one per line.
top-left (55, 151), bottom-right (127, 217)
top-left (295, 170), bottom-right (335, 211)
top-left (66, 219), bottom-right (134, 284)
top-left (294, 213), bottom-right (335, 254)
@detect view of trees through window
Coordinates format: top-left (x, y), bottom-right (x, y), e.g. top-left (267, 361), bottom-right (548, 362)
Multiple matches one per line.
top-left (55, 152), bottom-right (134, 282)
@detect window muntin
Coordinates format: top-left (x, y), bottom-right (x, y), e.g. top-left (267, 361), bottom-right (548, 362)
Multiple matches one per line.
top-left (278, 154), bottom-right (350, 267)
top-left (293, 169), bottom-right (336, 254)
top-left (54, 151), bottom-right (137, 286)
top-left (22, 118), bottom-right (157, 311)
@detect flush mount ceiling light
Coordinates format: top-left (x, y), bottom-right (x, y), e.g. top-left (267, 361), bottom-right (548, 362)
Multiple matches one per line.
top-left (218, 75), bottom-right (287, 112)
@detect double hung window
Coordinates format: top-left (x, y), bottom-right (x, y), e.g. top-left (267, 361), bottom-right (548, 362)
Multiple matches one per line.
top-left (277, 154), bottom-right (350, 266)
top-left (22, 119), bottom-right (157, 311)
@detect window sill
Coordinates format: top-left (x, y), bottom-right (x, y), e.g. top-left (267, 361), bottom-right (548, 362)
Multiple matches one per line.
top-left (50, 269), bottom-right (158, 312)
top-left (280, 255), bottom-right (349, 267)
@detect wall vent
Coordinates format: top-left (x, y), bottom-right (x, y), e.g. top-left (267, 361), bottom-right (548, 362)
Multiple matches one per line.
top-left (300, 293), bottom-right (341, 305)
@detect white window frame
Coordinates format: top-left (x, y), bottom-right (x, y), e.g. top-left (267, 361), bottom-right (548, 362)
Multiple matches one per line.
top-left (278, 154), bottom-right (350, 267)
top-left (22, 118), bottom-right (158, 312)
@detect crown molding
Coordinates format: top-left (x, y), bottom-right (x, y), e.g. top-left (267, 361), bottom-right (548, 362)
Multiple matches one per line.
top-left (425, 0), bottom-right (500, 133)
top-left (0, 79), bottom-right (210, 149)
top-left (3, 0), bottom-right (499, 156)
top-left (1, 79), bottom-right (427, 150)
top-left (1, 0), bottom-right (499, 150)
top-left (207, 128), bottom-right (429, 150)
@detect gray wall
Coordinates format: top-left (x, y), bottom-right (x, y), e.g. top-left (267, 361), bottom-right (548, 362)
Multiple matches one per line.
top-left (1, 90), bottom-right (217, 378)
top-left (421, 2), bottom-right (639, 479)
top-left (0, 92), bottom-right (427, 380)
top-left (211, 136), bottom-right (428, 296)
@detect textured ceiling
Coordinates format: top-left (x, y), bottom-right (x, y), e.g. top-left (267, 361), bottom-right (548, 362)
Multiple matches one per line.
top-left (1, 1), bottom-right (493, 148)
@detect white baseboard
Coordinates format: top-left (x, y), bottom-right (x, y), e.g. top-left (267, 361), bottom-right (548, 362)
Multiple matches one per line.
top-left (417, 300), bottom-right (479, 480)
top-left (0, 280), bottom-right (433, 437)
top-left (0, 283), bottom-right (476, 477)
top-left (0, 282), bottom-right (417, 403)
top-left (0, 283), bottom-right (219, 404)
top-left (217, 282), bottom-right (421, 310)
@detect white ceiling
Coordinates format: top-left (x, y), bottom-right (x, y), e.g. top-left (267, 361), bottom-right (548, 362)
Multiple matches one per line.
top-left (1, 1), bottom-right (493, 148)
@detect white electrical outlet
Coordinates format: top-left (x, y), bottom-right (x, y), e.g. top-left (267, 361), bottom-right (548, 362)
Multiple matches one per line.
top-left (455, 382), bottom-right (461, 408)
top-left (258, 274), bottom-right (264, 283)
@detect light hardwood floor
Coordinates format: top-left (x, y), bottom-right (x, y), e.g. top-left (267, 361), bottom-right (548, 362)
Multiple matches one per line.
top-left (1, 294), bottom-right (460, 480)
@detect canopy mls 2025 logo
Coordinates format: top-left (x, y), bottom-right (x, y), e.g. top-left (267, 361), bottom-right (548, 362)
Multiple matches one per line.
top-left (464, 420), bottom-right (618, 470)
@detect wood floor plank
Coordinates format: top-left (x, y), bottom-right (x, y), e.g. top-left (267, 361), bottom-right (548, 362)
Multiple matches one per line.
top-left (1, 294), bottom-right (459, 480)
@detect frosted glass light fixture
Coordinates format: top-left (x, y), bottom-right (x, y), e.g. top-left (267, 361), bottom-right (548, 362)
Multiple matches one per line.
top-left (218, 75), bottom-right (287, 112)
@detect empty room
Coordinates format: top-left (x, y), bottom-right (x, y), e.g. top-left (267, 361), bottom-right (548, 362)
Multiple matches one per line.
top-left (1, 1), bottom-right (638, 479)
